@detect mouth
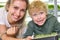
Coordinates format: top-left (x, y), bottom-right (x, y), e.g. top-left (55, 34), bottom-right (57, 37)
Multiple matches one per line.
top-left (12, 14), bottom-right (20, 19)
top-left (11, 14), bottom-right (20, 21)
top-left (37, 19), bottom-right (44, 22)
top-left (13, 15), bottom-right (18, 19)
top-left (36, 19), bottom-right (46, 25)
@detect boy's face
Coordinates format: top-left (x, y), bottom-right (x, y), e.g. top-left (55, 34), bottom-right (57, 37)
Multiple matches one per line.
top-left (31, 9), bottom-right (47, 26)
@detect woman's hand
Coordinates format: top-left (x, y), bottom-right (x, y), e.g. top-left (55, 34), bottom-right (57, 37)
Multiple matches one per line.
top-left (25, 36), bottom-right (33, 40)
top-left (6, 26), bottom-right (19, 36)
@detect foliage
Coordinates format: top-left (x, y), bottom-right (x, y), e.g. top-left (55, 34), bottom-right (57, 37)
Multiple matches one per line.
top-left (0, 5), bottom-right (4, 8)
top-left (48, 5), bottom-right (60, 10)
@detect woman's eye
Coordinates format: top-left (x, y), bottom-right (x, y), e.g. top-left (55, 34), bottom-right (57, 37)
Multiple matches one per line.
top-left (21, 9), bottom-right (26, 12)
top-left (14, 7), bottom-right (18, 10)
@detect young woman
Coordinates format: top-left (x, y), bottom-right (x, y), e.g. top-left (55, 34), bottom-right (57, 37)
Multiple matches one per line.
top-left (0, 0), bottom-right (28, 40)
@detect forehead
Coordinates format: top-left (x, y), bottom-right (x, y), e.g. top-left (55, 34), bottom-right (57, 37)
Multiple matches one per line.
top-left (30, 8), bottom-right (44, 13)
top-left (11, 0), bottom-right (26, 9)
top-left (29, 8), bottom-right (46, 16)
top-left (11, 0), bottom-right (26, 3)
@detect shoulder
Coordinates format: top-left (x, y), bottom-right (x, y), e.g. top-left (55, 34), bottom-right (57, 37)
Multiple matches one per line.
top-left (0, 7), bottom-right (5, 12)
top-left (28, 21), bottom-right (34, 25)
top-left (47, 14), bottom-right (57, 21)
top-left (0, 7), bottom-right (8, 25)
top-left (0, 7), bottom-right (8, 18)
top-left (0, 7), bottom-right (7, 14)
top-left (28, 21), bottom-right (35, 27)
top-left (45, 14), bottom-right (58, 26)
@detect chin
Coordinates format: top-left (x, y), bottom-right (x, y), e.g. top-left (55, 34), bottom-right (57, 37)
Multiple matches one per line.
top-left (38, 24), bottom-right (43, 26)
top-left (37, 23), bottom-right (44, 26)
top-left (12, 19), bottom-right (18, 22)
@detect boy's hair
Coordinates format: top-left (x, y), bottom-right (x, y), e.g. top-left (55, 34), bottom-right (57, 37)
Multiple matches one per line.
top-left (28, 0), bottom-right (48, 15)
top-left (5, 0), bottom-right (29, 11)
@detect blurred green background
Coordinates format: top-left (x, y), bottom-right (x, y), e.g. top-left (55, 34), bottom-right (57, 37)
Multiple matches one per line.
top-left (0, 5), bottom-right (4, 7)
top-left (0, 5), bottom-right (60, 10)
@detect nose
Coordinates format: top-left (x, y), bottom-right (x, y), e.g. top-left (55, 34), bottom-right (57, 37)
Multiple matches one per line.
top-left (16, 10), bottom-right (20, 16)
top-left (37, 15), bottom-right (41, 19)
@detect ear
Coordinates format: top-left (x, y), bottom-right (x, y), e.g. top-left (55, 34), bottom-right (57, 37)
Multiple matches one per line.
top-left (5, 4), bottom-right (10, 11)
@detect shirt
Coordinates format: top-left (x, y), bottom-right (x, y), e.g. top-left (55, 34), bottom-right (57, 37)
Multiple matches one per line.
top-left (24, 14), bottom-right (60, 38)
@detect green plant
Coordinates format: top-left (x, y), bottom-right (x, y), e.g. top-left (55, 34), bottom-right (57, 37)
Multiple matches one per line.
top-left (48, 5), bottom-right (54, 10)
top-left (57, 5), bottom-right (60, 10)
top-left (0, 5), bottom-right (4, 8)
top-left (48, 5), bottom-right (60, 10)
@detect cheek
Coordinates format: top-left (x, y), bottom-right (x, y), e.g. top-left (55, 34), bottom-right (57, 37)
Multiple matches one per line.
top-left (9, 7), bottom-right (15, 13)
top-left (8, 9), bottom-right (15, 14)
top-left (32, 17), bottom-right (37, 22)
top-left (33, 18), bottom-right (38, 24)
top-left (41, 15), bottom-right (46, 18)
top-left (44, 15), bottom-right (46, 18)
top-left (20, 13), bottom-right (25, 18)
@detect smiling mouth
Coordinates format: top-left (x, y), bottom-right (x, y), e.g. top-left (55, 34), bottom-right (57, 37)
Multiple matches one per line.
top-left (14, 16), bottom-right (18, 19)
top-left (37, 19), bottom-right (44, 22)
top-left (12, 14), bottom-right (20, 19)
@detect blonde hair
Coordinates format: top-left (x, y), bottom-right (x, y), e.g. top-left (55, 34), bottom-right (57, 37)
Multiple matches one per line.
top-left (5, 0), bottom-right (29, 38)
top-left (5, 0), bottom-right (28, 11)
top-left (28, 0), bottom-right (48, 15)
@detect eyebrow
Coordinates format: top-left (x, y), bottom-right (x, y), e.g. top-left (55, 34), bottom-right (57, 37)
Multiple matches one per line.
top-left (21, 9), bottom-right (26, 11)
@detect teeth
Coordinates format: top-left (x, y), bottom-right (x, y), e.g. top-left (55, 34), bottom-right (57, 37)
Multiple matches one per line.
top-left (13, 15), bottom-right (18, 19)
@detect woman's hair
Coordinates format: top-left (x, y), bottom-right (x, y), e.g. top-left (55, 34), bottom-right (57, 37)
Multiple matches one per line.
top-left (5, 0), bottom-right (28, 11)
top-left (28, 0), bottom-right (48, 15)
top-left (5, 0), bottom-right (29, 38)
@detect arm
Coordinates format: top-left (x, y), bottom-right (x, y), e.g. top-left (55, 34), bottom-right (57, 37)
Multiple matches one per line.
top-left (53, 19), bottom-right (60, 34)
top-left (6, 26), bottom-right (19, 37)
top-left (1, 34), bottom-right (25, 40)
top-left (0, 25), bottom-right (7, 36)
top-left (52, 17), bottom-right (60, 37)
top-left (0, 25), bottom-right (25, 40)
top-left (24, 21), bottom-right (34, 38)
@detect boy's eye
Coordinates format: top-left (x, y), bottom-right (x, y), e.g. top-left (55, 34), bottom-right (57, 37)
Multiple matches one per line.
top-left (40, 12), bottom-right (44, 14)
top-left (33, 13), bottom-right (37, 16)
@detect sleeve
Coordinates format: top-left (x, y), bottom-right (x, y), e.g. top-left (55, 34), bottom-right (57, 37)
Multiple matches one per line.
top-left (23, 21), bottom-right (34, 38)
top-left (0, 9), bottom-right (5, 24)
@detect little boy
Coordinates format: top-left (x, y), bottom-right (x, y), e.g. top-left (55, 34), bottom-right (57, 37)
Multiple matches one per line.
top-left (24, 0), bottom-right (60, 40)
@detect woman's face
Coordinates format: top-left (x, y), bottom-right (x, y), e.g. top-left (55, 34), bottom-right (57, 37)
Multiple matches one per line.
top-left (8, 0), bottom-right (26, 23)
top-left (31, 9), bottom-right (47, 26)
